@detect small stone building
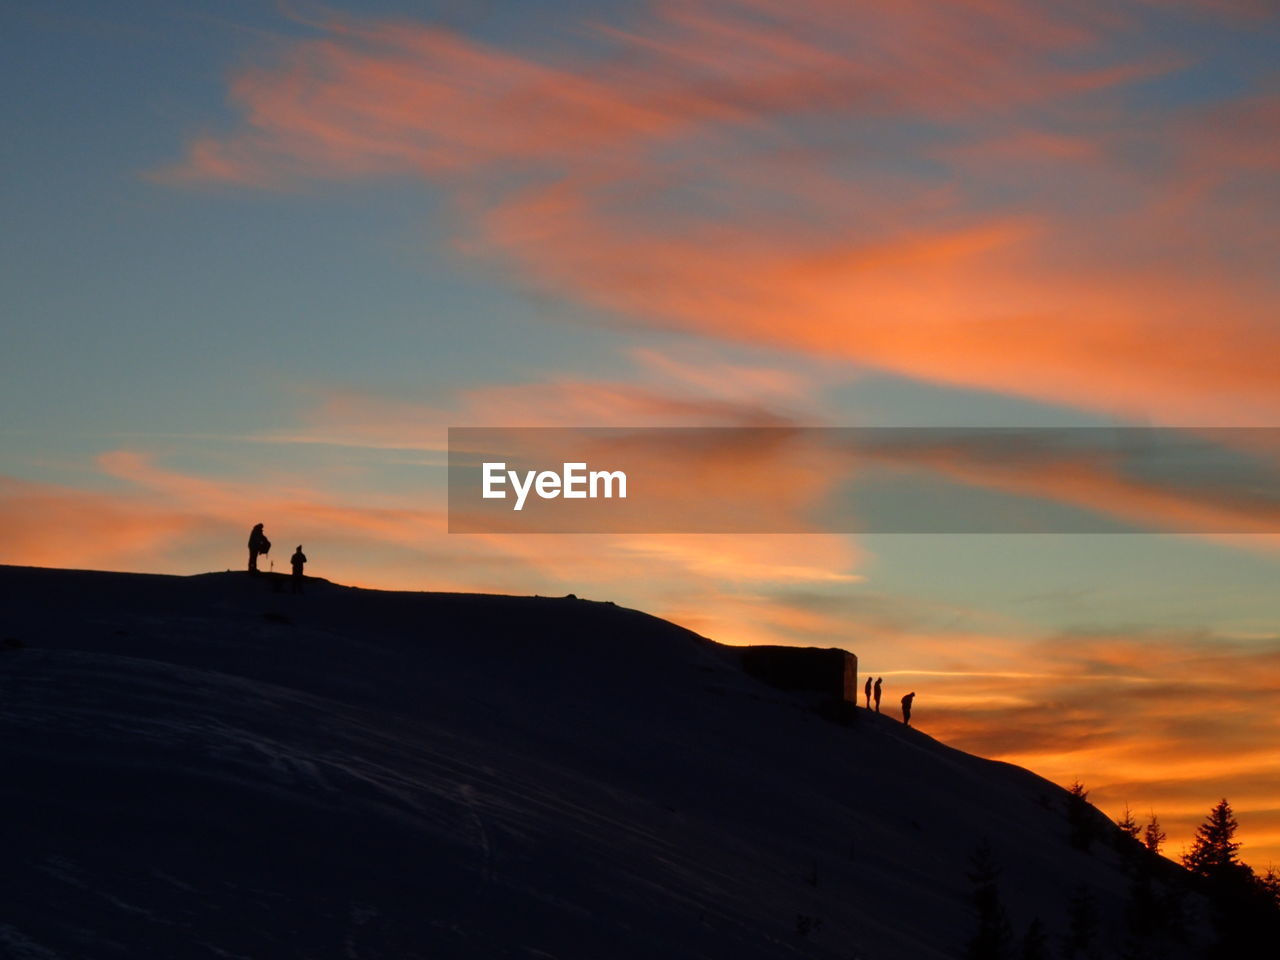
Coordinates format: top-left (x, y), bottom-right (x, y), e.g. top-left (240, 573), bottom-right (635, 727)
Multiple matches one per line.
top-left (738, 645), bottom-right (858, 705)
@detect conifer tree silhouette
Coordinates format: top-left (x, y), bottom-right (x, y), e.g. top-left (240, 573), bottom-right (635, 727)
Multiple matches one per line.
top-left (1182, 798), bottom-right (1241, 881)
top-left (1261, 867), bottom-right (1280, 908)
top-left (1142, 813), bottom-right (1166, 855)
top-left (1116, 804), bottom-right (1140, 840)
top-left (1114, 803), bottom-right (1143, 859)
top-left (1180, 799), bottom-right (1280, 955)
top-left (1066, 781), bottom-right (1094, 852)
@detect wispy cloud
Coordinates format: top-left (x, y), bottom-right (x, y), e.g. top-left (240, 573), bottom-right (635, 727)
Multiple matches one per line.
top-left (157, 1), bottom-right (1278, 422)
top-left (878, 627), bottom-right (1280, 865)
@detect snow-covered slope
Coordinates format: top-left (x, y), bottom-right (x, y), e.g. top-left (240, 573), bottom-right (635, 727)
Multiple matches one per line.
top-left (0, 566), bottom-right (1197, 959)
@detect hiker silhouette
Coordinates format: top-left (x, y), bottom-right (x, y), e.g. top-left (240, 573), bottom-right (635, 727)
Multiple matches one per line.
top-left (247, 524), bottom-right (271, 575)
top-left (864, 676), bottom-right (872, 709)
top-left (873, 677), bottom-right (882, 713)
top-left (901, 691), bottom-right (916, 726)
top-left (290, 545), bottom-right (307, 594)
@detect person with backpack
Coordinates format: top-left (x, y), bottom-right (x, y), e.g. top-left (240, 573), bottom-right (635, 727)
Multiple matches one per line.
top-left (247, 524), bottom-right (271, 575)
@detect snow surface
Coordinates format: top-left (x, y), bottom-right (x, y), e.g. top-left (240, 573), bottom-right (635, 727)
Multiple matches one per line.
top-left (0, 566), bottom-right (1201, 959)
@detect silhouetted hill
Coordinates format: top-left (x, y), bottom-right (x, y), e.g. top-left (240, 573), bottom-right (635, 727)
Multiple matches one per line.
top-left (0, 565), bottom-right (1205, 959)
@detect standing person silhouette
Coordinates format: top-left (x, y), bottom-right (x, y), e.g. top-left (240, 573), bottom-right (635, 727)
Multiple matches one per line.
top-left (873, 677), bottom-right (883, 713)
top-left (864, 676), bottom-right (872, 709)
top-left (901, 691), bottom-right (916, 726)
top-left (247, 524), bottom-right (271, 575)
top-left (290, 545), bottom-right (307, 594)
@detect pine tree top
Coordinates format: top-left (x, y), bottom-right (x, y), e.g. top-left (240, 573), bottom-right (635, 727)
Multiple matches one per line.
top-left (1183, 797), bottom-right (1242, 878)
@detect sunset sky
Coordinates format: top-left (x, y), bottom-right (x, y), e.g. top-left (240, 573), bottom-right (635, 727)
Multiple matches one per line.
top-left (4, 1), bottom-right (1279, 866)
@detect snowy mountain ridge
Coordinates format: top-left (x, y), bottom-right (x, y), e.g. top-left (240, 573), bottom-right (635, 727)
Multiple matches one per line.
top-left (0, 565), bottom-right (1202, 959)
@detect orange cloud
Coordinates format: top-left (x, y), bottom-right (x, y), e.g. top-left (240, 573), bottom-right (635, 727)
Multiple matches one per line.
top-left (160, 1), bottom-right (1148, 183)
top-left (293, 369), bottom-right (1280, 539)
top-left (475, 178), bottom-right (1280, 423)
top-left (150, 2), bottom-right (1280, 424)
top-left (0, 475), bottom-right (210, 570)
top-left (841, 430), bottom-right (1280, 535)
top-left (6, 442), bottom-right (867, 621)
top-left (937, 130), bottom-right (1103, 165)
top-left (690, 580), bottom-right (1280, 866)
top-left (874, 628), bottom-right (1280, 867)
top-left (291, 346), bottom-right (828, 449)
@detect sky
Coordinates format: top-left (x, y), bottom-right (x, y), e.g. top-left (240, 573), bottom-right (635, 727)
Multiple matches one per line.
top-left (3, 0), bottom-right (1280, 867)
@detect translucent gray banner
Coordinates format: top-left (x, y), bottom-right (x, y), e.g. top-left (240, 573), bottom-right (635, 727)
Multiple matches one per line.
top-left (447, 427), bottom-right (1280, 533)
